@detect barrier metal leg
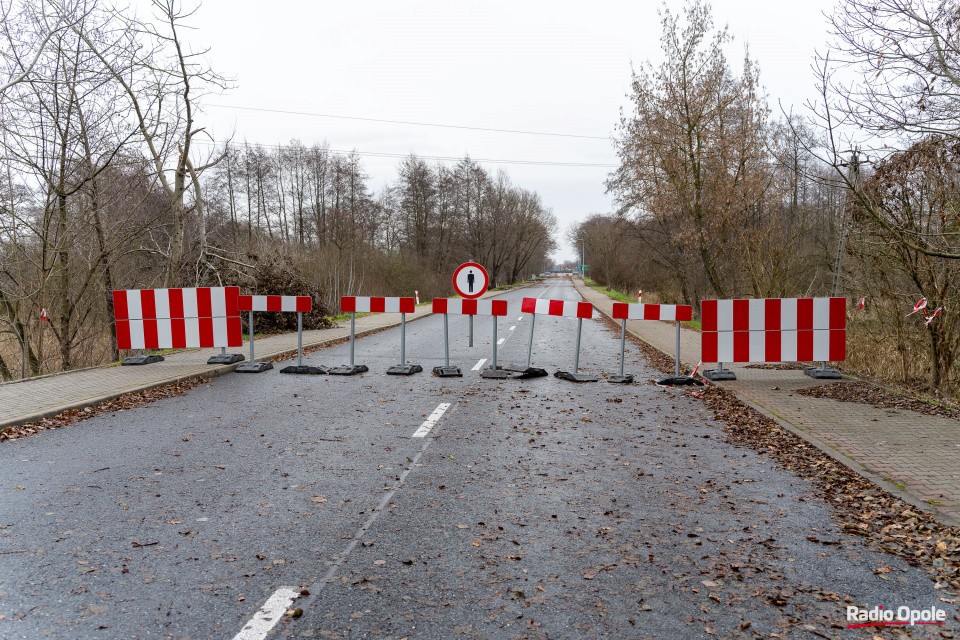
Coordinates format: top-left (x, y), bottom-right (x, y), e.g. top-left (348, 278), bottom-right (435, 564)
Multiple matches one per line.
top-left (207, 340), bottom-right (245, 366)
top-left (433, 313), bottom-right (462, 376)
top-left (555, 316), bottom-right (596, 382)
top-left (123, 346), bottom-right (164, 365)
top-left (329, 311), bottom-right (367, 375)
top-left (280, 310), bottom-right (327, 374)
top-left (481, 315), bottom-right (507, 378)
top-left (675, 321), bottom-right (681, 376)
top-left (388, 312), bottom-right (422, 375)
top-left (655, 321), bottom-right (703, 386)
top-left (607, 318), bottom-right (633, 383)
top-left (469, 315), bottom-right (473, 348)
top-left (237, 310), bottom-right (273, 373)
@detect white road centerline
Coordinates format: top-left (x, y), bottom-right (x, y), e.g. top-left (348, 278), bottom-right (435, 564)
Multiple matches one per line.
top-left (471, 358), bottom-right (487, 371)
top-left (232, 587), bottom-right (300, 640)
top-left (497, 338), bottom-right (505, 345)
top-left (413, 402), bottom-right (452, 438)
top-left (517, 316), bottom-right (523, 321)
top-left (509, 325), bottom-right (516, 331)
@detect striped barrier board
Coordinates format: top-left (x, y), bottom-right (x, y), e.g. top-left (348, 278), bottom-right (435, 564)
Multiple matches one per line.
top-left (432, 298), bottom-right (508, 316)
top-left (611, 302), bottom-right (693, 322)
top-left (342, 296), bottom-right (416, 314)
top-left (520, 298), bottom-right (593, 319)
top-left (701, 297), bottom-right (846, 363)
top-left (113, 287), bottom-right (242, 350)
top-left (238, 295), bottom-right (311, 313)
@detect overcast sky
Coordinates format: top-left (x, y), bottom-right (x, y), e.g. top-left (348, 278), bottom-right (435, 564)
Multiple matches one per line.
top-left (186, 0), bottom-right (838, 262)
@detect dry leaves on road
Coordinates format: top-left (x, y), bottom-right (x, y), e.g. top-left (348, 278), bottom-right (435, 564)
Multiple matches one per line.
top-left (796, 380), bottom-right (960, 421)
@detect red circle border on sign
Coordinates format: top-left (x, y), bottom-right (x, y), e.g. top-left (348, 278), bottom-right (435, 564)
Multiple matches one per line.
top-left (453, 262), bottom-right (489, 299)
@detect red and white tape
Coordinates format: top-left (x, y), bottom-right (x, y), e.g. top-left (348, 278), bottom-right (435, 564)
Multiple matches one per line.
top-left (611, 302), bottom-right (692, 322)
top-left (520, 298), bottom-right (593, 319)
top-left (341, 296), bottom-right (416, 314)
top-left (432, 298), bottom-right (508, 316)
top-left (237, 295), bottom-right (311, 313)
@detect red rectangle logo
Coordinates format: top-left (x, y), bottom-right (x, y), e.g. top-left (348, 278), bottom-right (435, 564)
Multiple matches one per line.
top-left (829, 329), bottom-right (846, 361)
top-left (370, 297), bottom-right (386, 313)
top-left (548, 300), bottom-right (564, 316)
top-left (732, 300), bottom-right (750, 331)
top-left (112, 291), bottom-right (128, 321)
top-left (521, 298), bottom-right (537, 314)
top-left (576, 302), bottom-right (592, 319)
top-left (676, 306), bottom-right (693, 322)
top-left (611, 303), bottom-right (628, 320)
top-left (225, 287), bottom-right (239, 317)
top-left (168, 289), bottom-right (184, 319)
top-left (296, 296), bottom-right (311, 313)
top-left (341, 297), bottom-right (356, 313)
top-left (797, 330), bottom-right (814, 360)
top-left (141, 290), bottom-right (157, 320)
top-left (227, 317), bottom-right (243, 347)
top-left (701, 300), bottom-right (717, 331)
top-left (115, 320), bottom-right (131, 349)
top-left (733, 331), bottom-right (750, 362)
top-left (432, 298), bottom-right (448, 314)
top-left (491, 300), bottom-right (508, 316)
top-left (701, 332), bottom-right (718, 362)
top-left (399, 298), bottom-right (416, 313)
top-left (237, 295), bottom-right (252, 312)
top-left (143, 318), bottom-right (159, 349)
top-left (266, 296), bottom-right (282, 312)
top-left (797, 298), bottom-right (814, 330)
top-left (199, 317), bottom-right (214, 347)
top-left (765, 330), bottom-right (781, 362)
top-left (462, 299), bottom-right (477, 315)
top-left (829, 298), bottom-right (846, 330)
top-left (171, 318), bottom-right (186, 348)
top-left (645, 305), bottom-right (660, 321)
top-left (197, 287), bottom-right (213, 318)
top-left (765, 299), bottom-right (781, 331)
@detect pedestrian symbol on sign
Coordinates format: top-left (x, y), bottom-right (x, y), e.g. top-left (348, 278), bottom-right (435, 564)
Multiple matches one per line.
top-left (467, 270), bottom-right (475, 293)
top-left (453, 263), bottom-right (488, 300)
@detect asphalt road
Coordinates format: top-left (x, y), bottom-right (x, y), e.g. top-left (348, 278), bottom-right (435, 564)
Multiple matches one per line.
top-left (0, 279), bottom-right (952, 639)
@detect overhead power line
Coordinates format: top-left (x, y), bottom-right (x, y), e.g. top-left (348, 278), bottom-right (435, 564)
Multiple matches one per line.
top-left (192, 139), bottom-right (617, 168)
top-left (205, 103), bottom-right (611, 141)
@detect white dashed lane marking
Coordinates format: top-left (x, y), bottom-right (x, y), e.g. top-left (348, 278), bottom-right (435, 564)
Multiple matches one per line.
top-left (509, 325), bottom-right (516, 331)
top-left (471, 358), bottom-right (487, 371)
top-left (413, 403), bottom-right (452, 438)
top-left (497, 338), bottom-right (505, 345)
top-left (233, 588), bottom-right (300, 640)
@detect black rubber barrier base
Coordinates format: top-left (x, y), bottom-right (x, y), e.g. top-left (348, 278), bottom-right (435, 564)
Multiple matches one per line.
top-left (207, 353), bottom-right (245, 365)
top-left (804, 366), bottom-right (842, 380)
top-left (554, 371), bottom-right (598, 383)
top-left (328, 364), bottom-right (368, 376)
top-left (432, 366), bottom-right (463, 377)
top-left (656, 375), bottom-right (704, 386)
top-left (279, 365), bottom-right (328, 375)
top-left (607, 374), bottom-right (635, 384)
top-left (121, 355), bottom-right (165, 366)
top-left (516, 367), bottom-right (549, 379)
top-left (703, 368), bottom-right (737, 381)
top-left (480, 369), bottom-right (510, 379)
top-left (387, 364), bottom-right (423, 376)
top-left (236, 361), bottom-right (274, 373)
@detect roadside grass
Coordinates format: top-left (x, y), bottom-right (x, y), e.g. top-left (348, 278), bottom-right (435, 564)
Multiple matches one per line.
top-left (583, 277), bottom-right (702, 331)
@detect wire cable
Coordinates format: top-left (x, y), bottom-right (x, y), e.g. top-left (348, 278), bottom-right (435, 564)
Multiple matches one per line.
top-left (205, 103), bottom-right (611, 141)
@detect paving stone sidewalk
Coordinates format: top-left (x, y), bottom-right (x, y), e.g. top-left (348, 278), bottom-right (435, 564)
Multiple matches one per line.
top-left (574, 279), bottom-right (960, 527)
top-left (0, 295), bottom-right (457, 431)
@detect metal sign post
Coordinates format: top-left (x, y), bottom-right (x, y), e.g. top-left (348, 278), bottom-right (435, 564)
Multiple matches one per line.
top-left (236, 310), bottom-right (273, 373)
top-left (387, 312), bottom-right (423, 375)
top-left (480, 315), bottom-right (508, 378)
top-left (280, 310), bottom-right (327, 375)
top-left (329, 311), bottom-right (368, 375)
top-left (555, 317), bottom-right (597, 382)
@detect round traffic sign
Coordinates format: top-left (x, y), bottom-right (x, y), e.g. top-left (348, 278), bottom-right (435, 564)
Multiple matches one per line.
top-left (453, 263), bottom-right (488, 299)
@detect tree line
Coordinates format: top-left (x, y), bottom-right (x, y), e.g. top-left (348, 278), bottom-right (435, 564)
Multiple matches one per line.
top-left (583, 0), bottom-right (960, 398)
top-left (0, 0), bottom-right (556, 379)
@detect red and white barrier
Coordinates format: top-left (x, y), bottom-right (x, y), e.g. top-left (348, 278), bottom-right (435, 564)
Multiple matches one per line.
top-left (113, 287), bottom-right (242, 350)
top-left (342, 296), bottom-right (415, 314)
top-left (432, 299), bottom-right (508, 316)
top-left (238, 295), bottom-right (311, 313)
top-left (612, 303), bottom-right (692, 322)
top-left (521, 298), bottom-right (593, 319)
top-left (333, 296), bottom-right (420, 375)
top-left (700, 298), bottom-right (846, 363)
